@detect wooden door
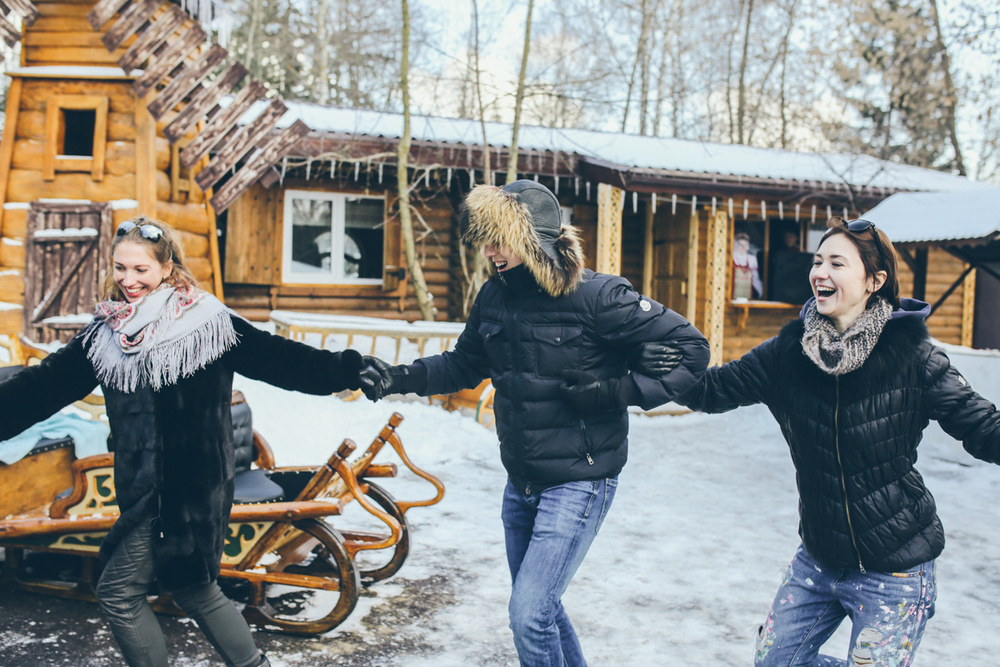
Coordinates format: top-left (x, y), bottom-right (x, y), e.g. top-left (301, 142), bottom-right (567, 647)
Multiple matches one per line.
top-left (23, 202), bottom-right (113, 342)
top-left (651, 210), bottom-right (691, 314)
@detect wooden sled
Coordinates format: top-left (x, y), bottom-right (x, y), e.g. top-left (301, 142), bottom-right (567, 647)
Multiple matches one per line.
top-left (0, 381), bottom-right (445, 636)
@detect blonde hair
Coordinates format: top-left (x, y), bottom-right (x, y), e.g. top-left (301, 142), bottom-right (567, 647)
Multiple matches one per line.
top-left (102, 215), bottom-right (199, 301)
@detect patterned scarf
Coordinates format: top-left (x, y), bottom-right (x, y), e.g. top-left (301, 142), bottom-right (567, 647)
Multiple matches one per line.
top-left (84, 284), bottom-right (238, 392)
top-left (801, 296), bottom-right (892, 376)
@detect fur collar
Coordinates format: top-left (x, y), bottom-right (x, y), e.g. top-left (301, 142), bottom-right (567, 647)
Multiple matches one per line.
top-left (462, 185), bottom-right (585, 297)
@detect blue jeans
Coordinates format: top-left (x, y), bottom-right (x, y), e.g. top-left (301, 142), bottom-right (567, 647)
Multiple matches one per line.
top-left (755, 544), bottom-right (937, 667)
top-left (502, 477), bottom-right (617, 667)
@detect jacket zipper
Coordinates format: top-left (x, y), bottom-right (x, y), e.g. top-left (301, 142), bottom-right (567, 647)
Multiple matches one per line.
top-left (580, 419), bottom-right (594, 465)
top-left (834, 377), bottom-right (865, 573)
top-left (508, 305), bottom-right (527, 481)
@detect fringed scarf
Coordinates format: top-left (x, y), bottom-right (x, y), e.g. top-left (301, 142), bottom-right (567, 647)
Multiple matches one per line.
top-left (801, 296), bottom-right (892, 376)
top-left (84, 284), bottom-right (238, 392)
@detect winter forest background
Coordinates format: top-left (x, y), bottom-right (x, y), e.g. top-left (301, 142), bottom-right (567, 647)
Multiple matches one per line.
top-left (2, 0), bottom-right (999, 181)
top-left (218, 0), bottom-right (998, 182)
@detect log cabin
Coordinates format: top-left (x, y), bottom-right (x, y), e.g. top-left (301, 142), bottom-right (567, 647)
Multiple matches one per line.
top-left (0, 0), bottom-right (993, 363)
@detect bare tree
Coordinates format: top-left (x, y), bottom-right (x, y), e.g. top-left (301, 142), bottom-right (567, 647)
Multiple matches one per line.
top-left (398, 0), bottom-right (435, 321)
top-left (507, 0), bottom-right (535, 184)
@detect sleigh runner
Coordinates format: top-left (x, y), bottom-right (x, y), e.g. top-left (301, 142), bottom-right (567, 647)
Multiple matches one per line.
top-left (0, 383), bottom-right (445, 636)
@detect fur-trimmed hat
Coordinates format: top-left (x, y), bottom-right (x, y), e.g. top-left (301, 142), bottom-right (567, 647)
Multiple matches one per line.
top-left (461, 180), bottom-right (585, 297)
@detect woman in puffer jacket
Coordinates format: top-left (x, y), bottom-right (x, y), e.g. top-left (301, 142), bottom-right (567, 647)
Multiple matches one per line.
top-left (677, 217), bottom-right (1000, 666)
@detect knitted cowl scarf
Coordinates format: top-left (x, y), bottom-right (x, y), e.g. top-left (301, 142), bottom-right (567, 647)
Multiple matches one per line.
top-left (83, 283), bottom-right (238, 392)
top-left (801, 296), bottom-right (892, 376)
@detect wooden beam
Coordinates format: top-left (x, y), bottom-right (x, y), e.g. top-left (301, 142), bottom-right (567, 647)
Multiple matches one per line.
top-left (147, 43), bottom-right (227, 119)
top-left (195, 99), bottom-right (286, 191)
top-left (705, 210), bottom-right (729, 366)
top-left (912, 247), bottom-right (928, 301)
top-left (0, 13), bottom-right (21, 48)
top-left (687, 211), bottom-right (699, 326)
top-left (961, 267), bottom-right (975, 347)
top-left (88, 0), bottom-right (130, 30)
top-left (101, 0), bottom-right (162, 52)
top-left (929, 264), bottom-right (974, 316)
top-left (0, 77), bottom-right (23, 236)
top-left (132, 23), bottom-right (206, 99)
top-left (642, 201), bottom-right (654, 295)
top-left (210, 120), bottom-right (311, 214)
top-left (135, 91), bottom-right (157, 213)
top-left (163, 63), bottom-right (247, 143)
top-left (117, 4), bottom-right (186, 72)
top-left (596, 183), bottom-right (623, 275)
top-left (179, 79), bottom-right (266, 168)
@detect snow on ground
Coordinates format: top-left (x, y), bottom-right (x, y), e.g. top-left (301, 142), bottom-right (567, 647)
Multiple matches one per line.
top-left (226, 332), bottom-right (1000, 665)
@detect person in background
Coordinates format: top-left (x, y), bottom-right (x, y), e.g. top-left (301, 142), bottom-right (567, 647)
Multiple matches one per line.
top-left (732, 231), bottom-right (763, 300)
top-left (0, 215), bottom-right (364, 667)
top-left (359, 180), bottom-right (710, 667)
top-left (676, 217), bottom-right (1000, 665)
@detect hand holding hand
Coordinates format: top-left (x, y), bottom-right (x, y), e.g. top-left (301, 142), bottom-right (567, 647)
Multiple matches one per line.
top-left (359, 356), bottom-right (395, 401)
top-left (630, 342), bottom-right (682, 375)
top-left (560, 370), bottom-right (629, 413)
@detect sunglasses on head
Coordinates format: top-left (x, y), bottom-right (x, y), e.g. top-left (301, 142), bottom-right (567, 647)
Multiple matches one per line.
top-left (116, 220), bottom-right (163, 242)
top-left (845, 218), bottom-right (888, 269)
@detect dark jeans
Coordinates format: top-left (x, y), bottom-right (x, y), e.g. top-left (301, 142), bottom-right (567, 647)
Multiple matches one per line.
top-left (96, 520), bottom-right (263, 667)
top-left (502, 477), bottom-right (617, 667)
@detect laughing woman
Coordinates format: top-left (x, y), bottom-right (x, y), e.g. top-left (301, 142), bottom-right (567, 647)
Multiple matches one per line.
top-left (676, 217), bottom-right (1000, 665)
top-left (0, 215), bottom-right (364, 667)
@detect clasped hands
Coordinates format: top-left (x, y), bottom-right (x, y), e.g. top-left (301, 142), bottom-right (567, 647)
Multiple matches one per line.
top-left (559, 342), bottom-right (682, 413)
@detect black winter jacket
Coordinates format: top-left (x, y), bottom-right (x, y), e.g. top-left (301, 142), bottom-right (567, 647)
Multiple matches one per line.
top-left (677, 300), bottom-right (1000, 572)
top-left (0, 316), bottom-right (361, 591)
top-left (417, 266), bottom-right (710, 486)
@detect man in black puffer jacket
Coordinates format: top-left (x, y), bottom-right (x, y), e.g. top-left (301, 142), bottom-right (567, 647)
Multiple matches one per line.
top-left (360, 180), bottom-right (709, 666)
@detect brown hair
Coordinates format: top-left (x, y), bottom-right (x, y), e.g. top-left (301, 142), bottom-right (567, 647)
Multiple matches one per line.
top-left (817, 217), bottom-right (900, 309)
top-left (101, 215), bottom-right (199, 301)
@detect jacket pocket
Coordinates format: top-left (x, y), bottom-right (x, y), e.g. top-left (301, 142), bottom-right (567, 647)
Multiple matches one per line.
top-left (478, 320), bottom-right (509, 370)
top-left (534, 325), bottom-right (583, 377)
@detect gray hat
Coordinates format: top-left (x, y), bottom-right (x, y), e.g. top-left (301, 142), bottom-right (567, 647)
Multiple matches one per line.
top-left (500, 180), bottom-right (563, 264)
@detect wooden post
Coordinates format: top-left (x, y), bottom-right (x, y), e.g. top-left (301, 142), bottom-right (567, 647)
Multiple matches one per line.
top-left (596, 183), bottom-right (623, 275)
top-left (961, 266), bottom-right (976, 347)
top-left (0, 77), bottom-right (23, 236)
top-left (642, 200), bottom-right (654, 295)
top-left (705, 210), bottom-right (729, 366)
top-left (686, 211), bottom-right (699, 326)
top-left (135, 91), bottom-right (157, 214)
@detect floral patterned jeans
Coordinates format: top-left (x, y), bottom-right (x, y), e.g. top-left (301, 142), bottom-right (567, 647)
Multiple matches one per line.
top-left (755, 544), bottom-right (937, 667)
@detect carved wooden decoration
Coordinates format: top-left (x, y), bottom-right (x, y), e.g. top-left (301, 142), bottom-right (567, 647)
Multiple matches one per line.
top-left (163, 63), bottom-right (247, 143)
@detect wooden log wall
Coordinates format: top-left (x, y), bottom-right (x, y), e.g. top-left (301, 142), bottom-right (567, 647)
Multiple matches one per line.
top-left (896, 246), bottom-right (965, 345)
top-left (223, 182), bottom-right (454, 322)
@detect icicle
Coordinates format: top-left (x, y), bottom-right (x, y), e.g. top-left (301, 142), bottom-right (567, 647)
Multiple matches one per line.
top-left (811, 205), bottom-right (817, 224)
top-left (533, 173), bottom-right (539, 182)
top-left (632, 192), bottom-right (638, 213)
top-left (826, 205), bottom-right (832, 219)
top-left (652, 193), bottom-right (657, 214)
top-left (671, 194), bottom-right (677, 214)
top-left (305, 159), bottom-right (311, 181)
top-left (446, 167), bottom-right (452, 189)
top-left (728, 198), bottom-right (734, 219)
top-left (554, 177), bottom-right (559, 195)
top-left (761, 201), bottom-right (766, 220)
top-left (354, 161), bottom-right (360, 181)
top-left (330, 159), bottom-right (337, 178)
top-left (843, 207), bottom-right (848, 219)
top-left (691, 195), bottom-right (697, 213)
top-left (795, 203), bottom-right (800, 222)
top-left (778, 202), bottom-right (784, 220)
top-left (492, 171), bottom-right (497, 186)
top-left (468, 169), bottom-right (475, 185)
top-left (378, 163), bottom-right (384, 184)
top-left (575, 177), bottom-right (580, 196)
top-left (711, 197), bottom-right (717, 217)
top-left (586, 182), bottom-right (591, 200)
top-left (743, 200), bottom-right (748, 220)
top-left (280, 156), bottom-right (287, 183)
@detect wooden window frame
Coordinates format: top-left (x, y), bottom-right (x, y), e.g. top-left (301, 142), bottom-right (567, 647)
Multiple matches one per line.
top-left (44, 95), bottom-right (109, 182)
top-left (170, 139), bottom-right (193, 202)
top-left (280, 189), bottom-right (389, 287)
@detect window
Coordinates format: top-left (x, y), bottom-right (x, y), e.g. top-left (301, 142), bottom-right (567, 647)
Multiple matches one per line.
top-left (282, 190), bottom-right (386, 285)
top-left (731, 219), bottom-right (814, 305)
top-left (44, 95), bottom-right (108, 181)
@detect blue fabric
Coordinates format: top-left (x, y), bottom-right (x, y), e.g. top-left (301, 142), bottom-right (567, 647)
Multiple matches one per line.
top-left (755, 544), bottom-right (937, 666)
top-left (502, 476), bottom-right (618, 667)
top-left (0, 410), bottom-right (109, 464)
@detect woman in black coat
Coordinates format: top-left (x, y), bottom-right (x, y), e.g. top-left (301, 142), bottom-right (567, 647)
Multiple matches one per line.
top-left (677, 218), bottom-right (1000, 666)
top-left (0, 216), bottom-right (363, 667)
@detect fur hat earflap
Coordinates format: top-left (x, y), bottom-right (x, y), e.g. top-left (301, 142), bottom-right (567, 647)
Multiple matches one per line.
top-left (461, 181), bottom-right (585, 297)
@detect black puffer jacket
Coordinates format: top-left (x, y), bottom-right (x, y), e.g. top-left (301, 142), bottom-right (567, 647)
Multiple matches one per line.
top-left (0, 316), bottom-right (361, 591)
top-left (677, 300), bottom-right (1000, 572)
top-left (419, 265), bottom-right (710, 486)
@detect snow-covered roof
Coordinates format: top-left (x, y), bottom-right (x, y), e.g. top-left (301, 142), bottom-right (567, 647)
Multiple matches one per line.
top-left (268, 102), bottom-right (990, 194)
top-left (862, 188), bottom-right (1000, 243)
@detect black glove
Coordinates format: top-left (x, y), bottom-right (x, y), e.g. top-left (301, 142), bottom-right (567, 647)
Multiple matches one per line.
top-left (358, 357), bottom-right (425, 401)
top-left (560, 370), bottom-right (630, 413)
top-left (338, 349), bottom-right (364, 390)
top-left (630, 342), bottom-right (683, 376)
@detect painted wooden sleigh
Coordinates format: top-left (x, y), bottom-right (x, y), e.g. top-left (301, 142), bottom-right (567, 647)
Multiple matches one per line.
top-left (0, 352), bottom-right (445, 636)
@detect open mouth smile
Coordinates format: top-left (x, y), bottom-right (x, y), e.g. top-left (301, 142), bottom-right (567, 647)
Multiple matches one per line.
top-left (815, 285), bottom-right (836, 298)
top-left (494, 261), bottom-right (509, 271)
